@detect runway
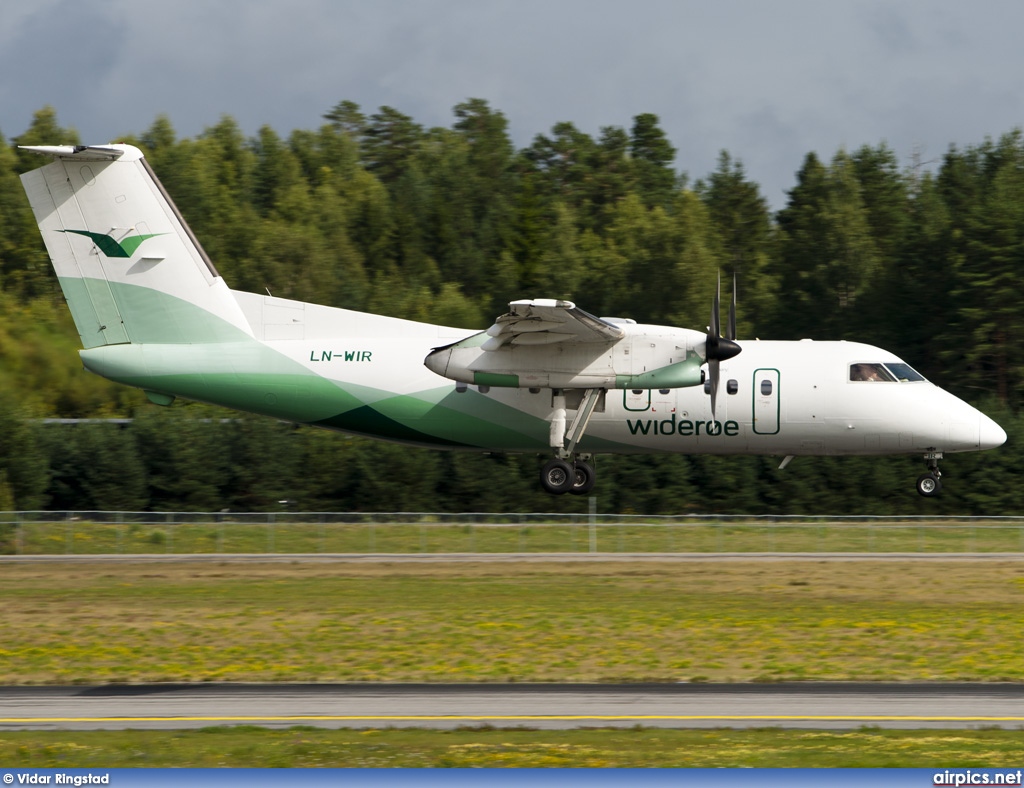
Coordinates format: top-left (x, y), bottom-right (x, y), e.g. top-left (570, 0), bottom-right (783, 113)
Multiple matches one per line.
top-left (1, 683), bottom-right (1022, 730)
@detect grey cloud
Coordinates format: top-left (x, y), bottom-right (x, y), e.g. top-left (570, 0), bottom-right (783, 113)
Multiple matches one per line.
top-left (0, 0), bottom-right (126, 138)
top-left (5, 0), bottom-right (1024, 209)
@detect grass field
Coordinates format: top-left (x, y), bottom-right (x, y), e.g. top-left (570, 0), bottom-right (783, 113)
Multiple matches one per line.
top-left (5, 519), bottom-right (1024, 555)
top-left (3, 726), bottom-right (1024, 767)
top-left (1, 559), bottom-right (1023, 684)
top-left (3, 557), bottom-right (1023, 767)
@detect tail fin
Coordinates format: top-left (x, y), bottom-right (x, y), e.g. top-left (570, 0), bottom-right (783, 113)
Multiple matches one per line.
top-left (20, 144), bottom-right (252, 348)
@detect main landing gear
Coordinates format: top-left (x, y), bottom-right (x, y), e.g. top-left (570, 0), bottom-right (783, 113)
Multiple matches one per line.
top-left (540, 388), bottom-right (602, 495)
top-left (541, 456), bottom-right (596, 495)
top-left (916, 450), bottom-right (943, 497)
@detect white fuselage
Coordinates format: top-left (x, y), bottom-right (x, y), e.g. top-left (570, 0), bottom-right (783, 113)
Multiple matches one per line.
top-left (75, 290), bottom-right (1003, 459)
top-left (235, 309), bottom-right (1003, 457)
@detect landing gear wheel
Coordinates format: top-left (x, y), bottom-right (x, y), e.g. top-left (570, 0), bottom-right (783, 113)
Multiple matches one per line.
top-left (568, 460), bottom-right (596, 495)
top-left (916, 472), bottom-right (942, 497)
top-left (541, 458), bottom-right (576, 495)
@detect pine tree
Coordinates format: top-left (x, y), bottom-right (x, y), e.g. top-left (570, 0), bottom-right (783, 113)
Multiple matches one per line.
top-left (772, 151), bottom-right (880, 339)
top-left (629, 113), bottom-right (678, 209)
top-left (697, 151), bottom-right (775, 335)
top-left (360, 106), bottom-right (424, 186)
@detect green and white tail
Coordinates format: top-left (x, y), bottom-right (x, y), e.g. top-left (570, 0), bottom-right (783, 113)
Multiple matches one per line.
top-left (20, 144), bottom-right (253, 348)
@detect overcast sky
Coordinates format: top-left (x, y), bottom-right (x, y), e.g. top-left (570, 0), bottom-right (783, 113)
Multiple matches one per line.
top-left (4, 0), bottom-right (1023, 207)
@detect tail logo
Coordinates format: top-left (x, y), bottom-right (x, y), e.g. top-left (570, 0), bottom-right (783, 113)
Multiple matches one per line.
top-left (60, 229), bottom-right (165, 258)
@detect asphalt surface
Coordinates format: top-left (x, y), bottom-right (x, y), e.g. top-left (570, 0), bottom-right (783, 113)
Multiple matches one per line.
top-left (1, 683), bottom-right (1022, 730)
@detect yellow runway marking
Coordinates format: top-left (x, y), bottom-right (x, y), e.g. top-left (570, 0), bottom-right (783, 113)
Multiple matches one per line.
top-left (2, 715), bottom-right (1023, 723)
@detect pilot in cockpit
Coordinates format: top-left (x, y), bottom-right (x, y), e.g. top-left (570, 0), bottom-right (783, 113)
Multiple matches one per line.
top-left (850, 363), bottom-right (887, 382)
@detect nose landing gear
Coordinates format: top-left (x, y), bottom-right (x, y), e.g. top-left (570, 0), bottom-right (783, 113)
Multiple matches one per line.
top-left (916, 451), bottom-right (943, 497)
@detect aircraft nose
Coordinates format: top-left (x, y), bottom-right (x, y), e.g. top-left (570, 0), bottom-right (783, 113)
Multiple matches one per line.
top-left (979, 412), bottom-right (1007, 450)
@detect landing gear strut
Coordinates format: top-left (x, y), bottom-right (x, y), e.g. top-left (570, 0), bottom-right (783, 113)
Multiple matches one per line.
top-left (540, 389), bottom-right (602, 495)
top-left (916, 451), bottom-right (943, 497)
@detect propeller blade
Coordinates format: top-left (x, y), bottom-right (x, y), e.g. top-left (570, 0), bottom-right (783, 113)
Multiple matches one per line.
top-left (709, 359), bottom-right (720, 420)
top-left (704, 271), bottom-right (741, 420)
top-left (728, 272), bottom-right (737, 342)
top-left (705, 271), bottom-right (741, 363)
top-left (709, 271), bottom-right (720, 339)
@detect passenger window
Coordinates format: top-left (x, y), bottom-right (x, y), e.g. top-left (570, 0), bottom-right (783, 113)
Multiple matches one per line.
top-left (704, 379), bottom-right (712, 394)
top-left (760, 379), bottom-right (773, 396)
top-left (727, 379), bottom-right (738, 395)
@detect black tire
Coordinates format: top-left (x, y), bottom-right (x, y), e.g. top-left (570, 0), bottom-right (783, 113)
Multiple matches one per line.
top-left (540, 458), bottom-right (575, 495)
top-left (568, 460), bottom-right (596, 495)
top-left (916, 472), bottom-right (942, 497)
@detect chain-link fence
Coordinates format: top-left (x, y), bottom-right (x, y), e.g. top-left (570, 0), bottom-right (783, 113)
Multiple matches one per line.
top-left (2, 512), bottom-right (1024, 555)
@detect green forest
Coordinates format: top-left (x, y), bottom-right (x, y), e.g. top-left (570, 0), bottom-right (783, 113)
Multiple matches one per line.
top-left (0, 102), bottom-right (1022, 515)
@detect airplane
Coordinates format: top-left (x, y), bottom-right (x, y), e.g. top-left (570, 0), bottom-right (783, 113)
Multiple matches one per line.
top-left (19, 144), bottom-right (1006, 498)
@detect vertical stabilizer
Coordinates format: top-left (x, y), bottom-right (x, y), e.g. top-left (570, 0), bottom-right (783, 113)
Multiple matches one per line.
top-left (20, 144), bottom-right (252, 347)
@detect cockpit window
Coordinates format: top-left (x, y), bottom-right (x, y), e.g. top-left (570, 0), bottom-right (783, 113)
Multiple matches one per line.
top-left (849, 362), bottom-right (926, 382)
top-left (849, 363), bottom-right (896, 382)
top-left (883, 363), bottom-right (925, 382)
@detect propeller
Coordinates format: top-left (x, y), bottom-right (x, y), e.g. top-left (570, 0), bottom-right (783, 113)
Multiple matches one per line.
top-left (705, 272), bottom-right (742, 419)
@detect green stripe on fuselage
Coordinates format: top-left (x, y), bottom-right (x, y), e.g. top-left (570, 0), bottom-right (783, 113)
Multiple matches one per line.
top-left (66, 277), bottom-right (639, 453)
top-left (313, 406), bottom-right (471, 447)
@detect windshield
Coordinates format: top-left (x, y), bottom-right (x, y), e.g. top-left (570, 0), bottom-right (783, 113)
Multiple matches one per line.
top-left (849, 363), bottom-right (895, 382)
top-left (883, 363), bottom-right (925, 382)
top-left (849, 362), bottom-right (926, 382)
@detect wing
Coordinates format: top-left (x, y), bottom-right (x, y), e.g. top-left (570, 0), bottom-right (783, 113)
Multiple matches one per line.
top-left (480, 299), bottom-right (625, 350)
top-left (424, 299), bottom-right (702, 390)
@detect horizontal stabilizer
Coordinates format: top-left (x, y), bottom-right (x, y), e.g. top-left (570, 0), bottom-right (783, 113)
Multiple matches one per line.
top-left (19, 145), bottom-right (128, 161)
